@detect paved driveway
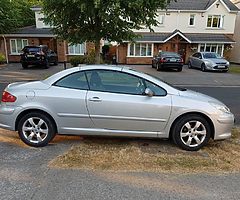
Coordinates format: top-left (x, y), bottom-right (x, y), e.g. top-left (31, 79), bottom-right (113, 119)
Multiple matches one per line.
top-left (1, 63), bottom-right (240, 87)
top-left (130, 65), bottom-right (240, 87)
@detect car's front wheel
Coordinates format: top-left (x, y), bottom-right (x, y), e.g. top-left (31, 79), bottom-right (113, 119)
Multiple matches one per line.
top-left (201, 63), bottom-right (206, 72)
top-left (172, 114), bottom-right (211, 151)
top-left (18, 112), bottom-right (56, 147)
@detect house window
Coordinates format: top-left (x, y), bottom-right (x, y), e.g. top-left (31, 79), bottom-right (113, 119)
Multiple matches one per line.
top-left (159, 15), bottom-right (165, 25)
top-left (68, 43), bottom-right (86, 55)
top-left (10, 39), bottom-right (28, 54)
top-left (198, 44), bottom-right (224, 56)
top-left (189, 14), bottom-right (195, 26)
top-left (207, 15), bottom-right (224, 28)
top-left (128, 43), bottom-right (153, 57)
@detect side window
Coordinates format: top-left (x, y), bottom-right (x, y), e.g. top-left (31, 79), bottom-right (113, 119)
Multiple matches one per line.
top-left (197, 53), bottom-right (202, 59)
top-left (144, 80), bottom-right (166, 96)
top-left (85, 70), bottom-right (145, 95)
top-left (54, 71), bottom-right (89, 90)
top-left (192, 53), bottom-right (198, 58)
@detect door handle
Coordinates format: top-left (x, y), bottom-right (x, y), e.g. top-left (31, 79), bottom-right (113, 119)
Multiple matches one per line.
top-left (89, 97), bottom-right (102, 102)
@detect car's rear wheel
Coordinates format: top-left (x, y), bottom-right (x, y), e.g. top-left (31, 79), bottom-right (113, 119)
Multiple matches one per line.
top-left (201, 63), bottom-right (206, 72)
top-left (44, 60), bottom-right (49, 69)
top-left (152, 61), bottom-right (155, 68)
top-left (18, 112), bottom-right (56, 147)
top-left (22, 63), bottom-right (28, 69)
top-left (172, 114), bottom-right (211, 151)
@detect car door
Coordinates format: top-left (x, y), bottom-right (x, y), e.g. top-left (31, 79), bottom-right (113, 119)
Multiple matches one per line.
top-left (195, 53), bottom-right (203, 68)
top-left (85, 69), bottom-right (172, 134)
top-left (190, 53), bottom-right (198, 67)
top-left (48, 71), bottom-right (94, 134)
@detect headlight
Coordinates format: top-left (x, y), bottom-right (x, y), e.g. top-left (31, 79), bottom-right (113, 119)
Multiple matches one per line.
top-left (210, 102), bottom-right (231, 114)
top-left (204, 60), bottom-right (213, 66)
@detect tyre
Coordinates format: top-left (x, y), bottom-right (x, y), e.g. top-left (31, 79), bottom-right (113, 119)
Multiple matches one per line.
top-left (53, 61), bottom-right (58, 66)
top-left (188, 61), bottom-right (192, 69)
top-left (152, 61), bottom-right (155, 68)
top-left (201, 63), bottom-right (206, 72)
top-left (177, 67), bottom-right (182, 72)
top-left (22, 63), bottom-right (28, 69)
top-left (17, 112), bottom-right (56, 147)
top-left (172, 114), bottom-right (211, 151)
top-left (157, 63), bottom-right (161, 71)
top-left (44, 60), bottom-right (49, 69)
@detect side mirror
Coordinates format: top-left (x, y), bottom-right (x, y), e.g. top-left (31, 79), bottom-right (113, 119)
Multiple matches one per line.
top-left (145, 88), bottom-right (154, 97)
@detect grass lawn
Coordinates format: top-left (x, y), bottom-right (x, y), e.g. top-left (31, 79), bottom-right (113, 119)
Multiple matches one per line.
top-left (49, 128), bottom-right (240, 173)
top-left (229, 65), bottom-right (240, 74)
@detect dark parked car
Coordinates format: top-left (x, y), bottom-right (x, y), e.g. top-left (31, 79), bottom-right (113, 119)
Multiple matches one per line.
top-left (188, 52), bottom-right (229, 72)
top-left (152, 51), bottom-right (184, 72)
top-left (20, 45), bottom-right (58, 69)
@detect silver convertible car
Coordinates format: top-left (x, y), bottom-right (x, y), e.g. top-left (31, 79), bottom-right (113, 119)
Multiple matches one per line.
top-left (0, 65), bottom-right (234, 151)
top-left (188, 52), bottom-right (229, 72)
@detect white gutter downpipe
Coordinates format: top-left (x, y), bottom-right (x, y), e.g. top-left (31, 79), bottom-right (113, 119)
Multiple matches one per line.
top-left (2, 36), bottom-right (9, 64)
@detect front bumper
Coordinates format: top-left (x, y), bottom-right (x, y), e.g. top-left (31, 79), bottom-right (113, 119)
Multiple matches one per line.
top-left (213, 112), bottom-right (235, 140)
top-left (206, 64), bottom-right (229, 71)
top-left (0, 104), bottom-right (22, 131)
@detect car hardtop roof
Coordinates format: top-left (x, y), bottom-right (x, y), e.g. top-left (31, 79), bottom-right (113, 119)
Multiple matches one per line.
top-left (159, 51), bottom-right (180, 55)
top-left (23, 45), bottom-right (48, 49)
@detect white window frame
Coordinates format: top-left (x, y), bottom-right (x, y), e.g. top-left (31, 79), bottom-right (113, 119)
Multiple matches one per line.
top-left (207, 15), bottom-right (224, 28)
top-left (159, 14), bottom-right (165, 25)
top-left (189, 14), bottom-right (195, 26)
top-left (127, 43), bottom-right (154, 57)
top-left (198, 43), bottom-right (224, 56)
top-left (10, 39), bottom-right (28, 54)
top-left (68, 43), bottom-right (86, 55)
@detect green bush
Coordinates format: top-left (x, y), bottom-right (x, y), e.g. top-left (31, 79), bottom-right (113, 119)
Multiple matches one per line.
top-left (69, 51), bottom-right (104, 66)
top-left (85, 51), bottom-right (95, 64)
top-left (0, 53), bottom-right (6, 64)
top-left (69, 55), bottom-right (86, 67)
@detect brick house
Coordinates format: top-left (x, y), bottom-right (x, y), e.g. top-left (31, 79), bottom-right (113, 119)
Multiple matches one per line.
top-left (230, 0), bottom-right (240, 64)
top-left (0, 6), bottom-right (94, 63)
top-left (117, 0), bottom-right (239, 64)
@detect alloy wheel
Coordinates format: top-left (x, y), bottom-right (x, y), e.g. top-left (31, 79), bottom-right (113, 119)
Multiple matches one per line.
top-left (22, 117), bottom-right (49, 144)
top-left (180, 120), bottom-right (207, 148)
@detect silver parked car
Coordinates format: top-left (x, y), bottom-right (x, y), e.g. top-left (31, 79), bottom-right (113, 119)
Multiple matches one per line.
top-left (0, 65), bottom-right (234, 151)
top-left (188, 52), bottom-right (229, 72)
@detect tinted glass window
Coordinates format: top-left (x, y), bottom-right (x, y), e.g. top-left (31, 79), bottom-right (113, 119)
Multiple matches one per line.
top-left (24, 47), bottom-right (40, 53)
top-left (54, 71), bottom-right (89, 90)
top-left (144, 80), bottom-right (166, 96)
top-left (86, 70), bottom-right (166, 96)
top-left (86, 70), bottom-right (145, 95)
top-left (162, 52), bottom-right (180, 57)
top-left (203, 52), bottom-right (221, 59)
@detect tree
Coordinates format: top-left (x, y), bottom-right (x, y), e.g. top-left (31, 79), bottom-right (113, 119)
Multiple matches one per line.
top-left (0, 0), bottom-right (40, 34)
top-left (42, 0), bottom-right (171, 63)
top-left (0, 0), bottom-right (18, 34)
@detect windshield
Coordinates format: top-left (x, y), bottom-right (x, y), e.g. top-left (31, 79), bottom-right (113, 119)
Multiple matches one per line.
top-left (23, 47), bottom-right (41, 53)
top-left (146, 73), bottom-right (187, 91)
top-left (203, 52), bottom-right (221, 59)
top-left (124, 67), bottom-right (187, 91)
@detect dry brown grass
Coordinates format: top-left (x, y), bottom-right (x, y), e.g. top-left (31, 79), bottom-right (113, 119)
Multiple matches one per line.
top-left (49, 128), bottom-right (240, 173)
